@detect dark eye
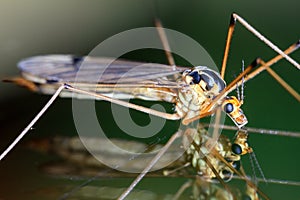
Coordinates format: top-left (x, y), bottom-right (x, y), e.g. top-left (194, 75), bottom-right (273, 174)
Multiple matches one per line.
top-left (232, 160), bottom-right (241, 170)
top-left (189, 71), bottom-right (201, 84)
top-left (232, 143), bottom-right (242, 155)
top-left (224, 103), bottom-right (234, 113)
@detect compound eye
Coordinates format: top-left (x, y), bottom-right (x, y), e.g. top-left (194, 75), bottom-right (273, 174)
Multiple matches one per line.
top-left (224, 103), bottom-right (234, 113)
top-left (189, 71), bottom-right (201, 84)
top-left (232, 143), bottom-right (242, 155)
top-left (232, 160), bottom-right (241, 170)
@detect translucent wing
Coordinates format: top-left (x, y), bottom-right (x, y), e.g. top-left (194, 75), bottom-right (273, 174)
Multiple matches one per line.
top-left (17, 55), bottom-right (188, 101)
top-left (18, 55), bottom-right (187, 84)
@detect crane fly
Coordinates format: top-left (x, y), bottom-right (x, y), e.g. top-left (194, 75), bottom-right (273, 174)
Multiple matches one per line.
top-left (1, 13), bottom-right (300, 199)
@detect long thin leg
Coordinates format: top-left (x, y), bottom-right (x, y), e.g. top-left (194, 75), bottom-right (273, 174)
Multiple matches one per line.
top-left (0, 85), bottom-right (65, 161)
top-left (155, 18), bottom-right (181, 81)
top-left (259, 59), bottom-right (300, 102)
top-left (221, 13), bottom-right (300, 79)
top-left (227, 41), bottom-right (300, 98)
top-left (200, 151), bottom-right (234, 198)
top-left (232, 13), bottom-right (300, 70)
top-left (220, 15), bottom-right (236, 79)
top-left (155, 19), bottom-right (176, 68)
top-left (202, 123), bottom-right (300, 138)
top-left (117, 130), bottom-right (183, 200)
top-left (64, 84), bottom-right (181, 120)
top-left (0, 82), bottom-right (182, 161)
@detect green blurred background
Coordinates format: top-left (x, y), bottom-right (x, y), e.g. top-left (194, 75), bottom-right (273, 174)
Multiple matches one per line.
top-left (0, 0), bottom-right (299, 199)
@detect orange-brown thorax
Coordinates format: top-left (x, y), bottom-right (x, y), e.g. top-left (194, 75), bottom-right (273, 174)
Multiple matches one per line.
top-left (175, 66), bottom-right (248, 128)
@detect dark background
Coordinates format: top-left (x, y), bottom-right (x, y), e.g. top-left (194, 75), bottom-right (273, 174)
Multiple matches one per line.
top-left (0, 1), bottom-right (299, 199)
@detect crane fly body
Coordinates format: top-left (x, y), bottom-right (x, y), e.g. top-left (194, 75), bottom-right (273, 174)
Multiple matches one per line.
top-left (15, 54), bottom-right (248, 127)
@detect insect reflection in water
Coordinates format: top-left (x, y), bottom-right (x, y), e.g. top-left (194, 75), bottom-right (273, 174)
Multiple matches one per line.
top-left (26, 124), bottom-right (300, 200)
top-left (28, 125), bottom-right (256, 199)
